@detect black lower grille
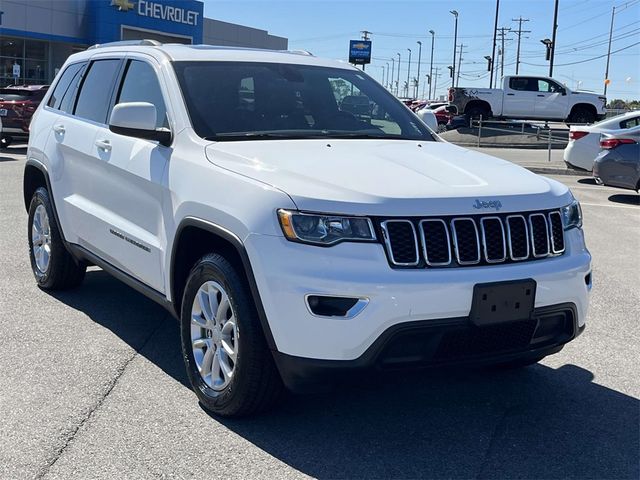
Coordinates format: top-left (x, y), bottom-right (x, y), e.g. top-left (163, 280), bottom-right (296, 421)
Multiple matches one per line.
top-left (434, 320), bottom-right (537, 360)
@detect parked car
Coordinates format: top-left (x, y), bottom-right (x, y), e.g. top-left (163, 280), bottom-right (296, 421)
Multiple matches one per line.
top-left (414, 106), bottom-right (438, 131)
top-left (564, 111), bottom-right (640, 171)
top-left (0, 84), bottom-right (49, 146)
top-left (449, 76), bottom-right (606, 124)
top-left (593, 126), bottom-right (640, 191)
top-left (25, 41), bottom-right (591, 417)
top-left (432, 105), bottom-right (456, 132)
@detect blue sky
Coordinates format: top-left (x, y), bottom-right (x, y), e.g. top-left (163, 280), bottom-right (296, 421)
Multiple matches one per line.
top-left (204, 0), bottom-right (640, 101)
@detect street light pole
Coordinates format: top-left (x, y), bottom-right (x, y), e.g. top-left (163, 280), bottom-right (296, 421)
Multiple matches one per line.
top-left (386, 62), bottom-right (390, 88)
top-left (406, 48), bottom-right (412, 98)
top-left (390, 58), bottom-right (395, 92)
top-left (604, 6), bottom-right (616, 95)
top-left (450, 10), bottom-right (459, 88)
top-left (416, 41), bottom-right (422, 98)
top-left (397, 52), bottom-right (401, 96)
top-left (428, 30), bottom-right (435, 100)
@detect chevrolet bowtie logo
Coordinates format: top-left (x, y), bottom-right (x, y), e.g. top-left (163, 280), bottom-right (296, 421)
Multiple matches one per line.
top-left (111, 0), bottom-right (136, 12)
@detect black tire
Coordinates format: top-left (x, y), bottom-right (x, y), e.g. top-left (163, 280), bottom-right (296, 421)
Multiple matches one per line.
top-left (180, 253), bottom-right (284, 417)
top-left (27, 187), bottom-right (86, 290)
top-left (568, 107), bottom-right (596, 125)
top-left (1, 136), bottom-right (12, 149)
top-left (465, 105), bottom-right (490, 123)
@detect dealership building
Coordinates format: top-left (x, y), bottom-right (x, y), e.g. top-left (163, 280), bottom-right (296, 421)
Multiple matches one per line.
top-left (0, 0), bottom-right (288, 86)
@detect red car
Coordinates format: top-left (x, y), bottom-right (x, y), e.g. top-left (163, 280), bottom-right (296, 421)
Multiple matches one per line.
top-left (0, 84), bottom-right (49, 146)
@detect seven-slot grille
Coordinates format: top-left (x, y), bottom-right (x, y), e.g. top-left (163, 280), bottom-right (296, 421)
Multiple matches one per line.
top-left (379, 210), bottom-right (565, 268)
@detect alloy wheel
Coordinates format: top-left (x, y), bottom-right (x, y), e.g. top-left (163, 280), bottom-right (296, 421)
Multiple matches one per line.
top-left (190, 281), bottom-right (238, 391)
top-left (32, 204), bottom-right (52, 274)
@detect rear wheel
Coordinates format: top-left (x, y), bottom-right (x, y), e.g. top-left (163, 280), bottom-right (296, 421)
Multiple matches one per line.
top-left (465, 105), bottom-right (490, 124)
top-left (27, 187), bottom-right (86, 290)
top-left (568, 107), bottom-right (595, 125)
top-left (180, 253), bottom-right (283, 417)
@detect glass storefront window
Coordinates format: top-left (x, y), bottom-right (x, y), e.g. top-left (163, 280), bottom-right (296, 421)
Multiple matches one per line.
top-left (0, 37), bottom-right (49, 86)
top-left (0, 38), bottom-right (25, 59)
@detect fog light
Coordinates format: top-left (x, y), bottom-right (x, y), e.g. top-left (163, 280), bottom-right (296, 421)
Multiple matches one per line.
top-left (305, 295), bottom-right (369, 318)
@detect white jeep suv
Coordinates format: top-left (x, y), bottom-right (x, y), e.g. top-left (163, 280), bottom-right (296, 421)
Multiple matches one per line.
top-left (25, 41), bottom-right (592, 417)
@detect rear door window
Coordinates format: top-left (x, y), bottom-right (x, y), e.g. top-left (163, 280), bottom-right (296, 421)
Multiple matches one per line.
top-left (47, 63), bottom-right (84, 110)
top-left (74, 59), bottom-right (121, 123)
top-left (619, 116), bottom-right (640, 129)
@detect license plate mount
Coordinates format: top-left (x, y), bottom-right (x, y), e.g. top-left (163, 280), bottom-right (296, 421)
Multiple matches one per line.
top-left (470, 279), bottom-right (536, 326)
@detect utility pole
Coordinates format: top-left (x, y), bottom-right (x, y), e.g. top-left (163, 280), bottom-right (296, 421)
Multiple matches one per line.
top-left (490, 0), bottom-right (500, 88)
top-left (512, 17), bottom-right (530, 75)
top-left (360, 30), bottom-right (371, 71)
top-left (549, 0), bottom-right (559, 77)
top-left (604, 6), bottom-right (616, 95)
top-left (428, 30), bottom-right (435, 100)
top-left (406, 48), bottom-right (412, 97)
top-left (385, 62), bottom-right (390, 88)
top-left (450, 10), bottom-right (459, 88)
top-left (433, 67), bottom-right (440, 100)
top-left (380, 65), bottom-right (385, 86)
top-left (390, 57), bottom-right (395, 92)
top-left (396, 52), bottom-right (401, 96)
top-left (422, 74), bottom-right (428, 99)
top-left (416, 41), bottom-right (422, 98)
top-left (496, 27), bottom-right (512, 82)
top-left (456, 43), bottom-right (466, 87)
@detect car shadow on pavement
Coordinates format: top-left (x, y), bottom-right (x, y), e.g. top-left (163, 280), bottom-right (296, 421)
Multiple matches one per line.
top-left (48, 269), bottom-right (191, 389)
top-left (577, 177), bottom-right (597, 185)
top-left (0, 155), bottom-right (19, 162)
top-left (608, 193), bottom-right (639, 206)
top-left (48, 270), bottom-right (639, 480)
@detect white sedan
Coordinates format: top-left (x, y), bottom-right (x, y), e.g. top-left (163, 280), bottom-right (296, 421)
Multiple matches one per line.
top-left (415, 107), bottom-right (438, 132)
top-left (564, 111), bottom-right (640, 171)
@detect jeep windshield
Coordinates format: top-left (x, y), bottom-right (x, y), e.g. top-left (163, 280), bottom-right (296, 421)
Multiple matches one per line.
top-left (172, 61), bottom-right (435, 142)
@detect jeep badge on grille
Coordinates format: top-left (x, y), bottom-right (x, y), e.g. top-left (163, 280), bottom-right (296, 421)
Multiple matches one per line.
top-left (473, 199), bottom-right (502, 211)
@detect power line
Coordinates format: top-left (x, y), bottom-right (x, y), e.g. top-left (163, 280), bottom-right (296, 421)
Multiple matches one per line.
top-left (521, 40), bottom-right (640, 67)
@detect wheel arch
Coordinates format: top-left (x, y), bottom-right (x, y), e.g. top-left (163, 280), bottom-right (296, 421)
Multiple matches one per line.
top-left (464, 100), bottom-right (492, 116)
top-left (170, 217), bottom-right (277, 350)
top-left (569, 103), bottom-right (597, 117)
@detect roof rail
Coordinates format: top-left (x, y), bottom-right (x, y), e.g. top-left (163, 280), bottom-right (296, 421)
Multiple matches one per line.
top-left (88, 39), bottom-right (162, 50)
top-left (284, 49), bottom-right (314, 56)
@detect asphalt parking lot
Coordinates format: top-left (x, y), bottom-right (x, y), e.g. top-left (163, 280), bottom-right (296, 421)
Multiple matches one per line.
top-left (0, 144), bottom-right (638, 479)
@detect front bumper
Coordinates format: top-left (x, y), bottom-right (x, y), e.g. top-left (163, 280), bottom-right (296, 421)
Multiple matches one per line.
top-left (274, 302), bottom-right (583, 392)
top-left (245, 228), bottom-right (591, 362)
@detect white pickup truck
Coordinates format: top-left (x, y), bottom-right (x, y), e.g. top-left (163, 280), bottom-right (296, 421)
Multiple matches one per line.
top-left (449, 76), bottom-right (606, 124)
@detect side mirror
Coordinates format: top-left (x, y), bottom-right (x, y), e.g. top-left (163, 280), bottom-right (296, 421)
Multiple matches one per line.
top-left (560, 87), bottom-right (567, 96)
top-left (109, 102), bottom-right (171, 146)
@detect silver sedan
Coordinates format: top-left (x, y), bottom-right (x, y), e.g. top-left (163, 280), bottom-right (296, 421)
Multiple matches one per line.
top-left (593, 126), bottom-right (640, 191)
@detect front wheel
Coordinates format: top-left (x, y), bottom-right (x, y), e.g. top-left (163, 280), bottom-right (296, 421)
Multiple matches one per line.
top-left (180, 253), bottom-right (283, 417)
top-left (28, 187), bottom-right (85, 290)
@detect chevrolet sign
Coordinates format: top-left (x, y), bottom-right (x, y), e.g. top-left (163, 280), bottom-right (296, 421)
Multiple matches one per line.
top-left (349, 40), bottom-right (372, 65)
top-left (112, 0), bottom-right (200, 26)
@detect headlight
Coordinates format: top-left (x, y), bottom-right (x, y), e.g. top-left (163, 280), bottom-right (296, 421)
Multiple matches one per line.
top-left (561, 199), bottom-right (582, 230)
top-left (277, 209), bottom-right (376, 245)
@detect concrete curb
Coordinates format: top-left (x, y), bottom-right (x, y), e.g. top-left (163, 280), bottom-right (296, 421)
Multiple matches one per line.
top-left (524, 166), bottom-right (587, 176)
top-left (450, 141), bottom-right (566, 150)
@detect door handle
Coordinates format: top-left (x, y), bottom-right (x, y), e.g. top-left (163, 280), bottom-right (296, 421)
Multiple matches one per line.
top-left (95, 139), bottom-right (112, 152)
top-left (53, 124), bottom-right (65, 134)
top-left (506, 93), bottom-right (514, 96)
top-left (537, 94), bottom-right (545, 97)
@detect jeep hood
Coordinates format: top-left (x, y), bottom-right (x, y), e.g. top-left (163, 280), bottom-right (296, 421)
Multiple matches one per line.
top-left (205, 139), bottom-right (571, 216)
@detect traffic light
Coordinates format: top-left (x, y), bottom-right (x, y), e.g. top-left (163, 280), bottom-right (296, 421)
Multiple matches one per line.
top-left (448, 66), bottom-right (454, 78)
